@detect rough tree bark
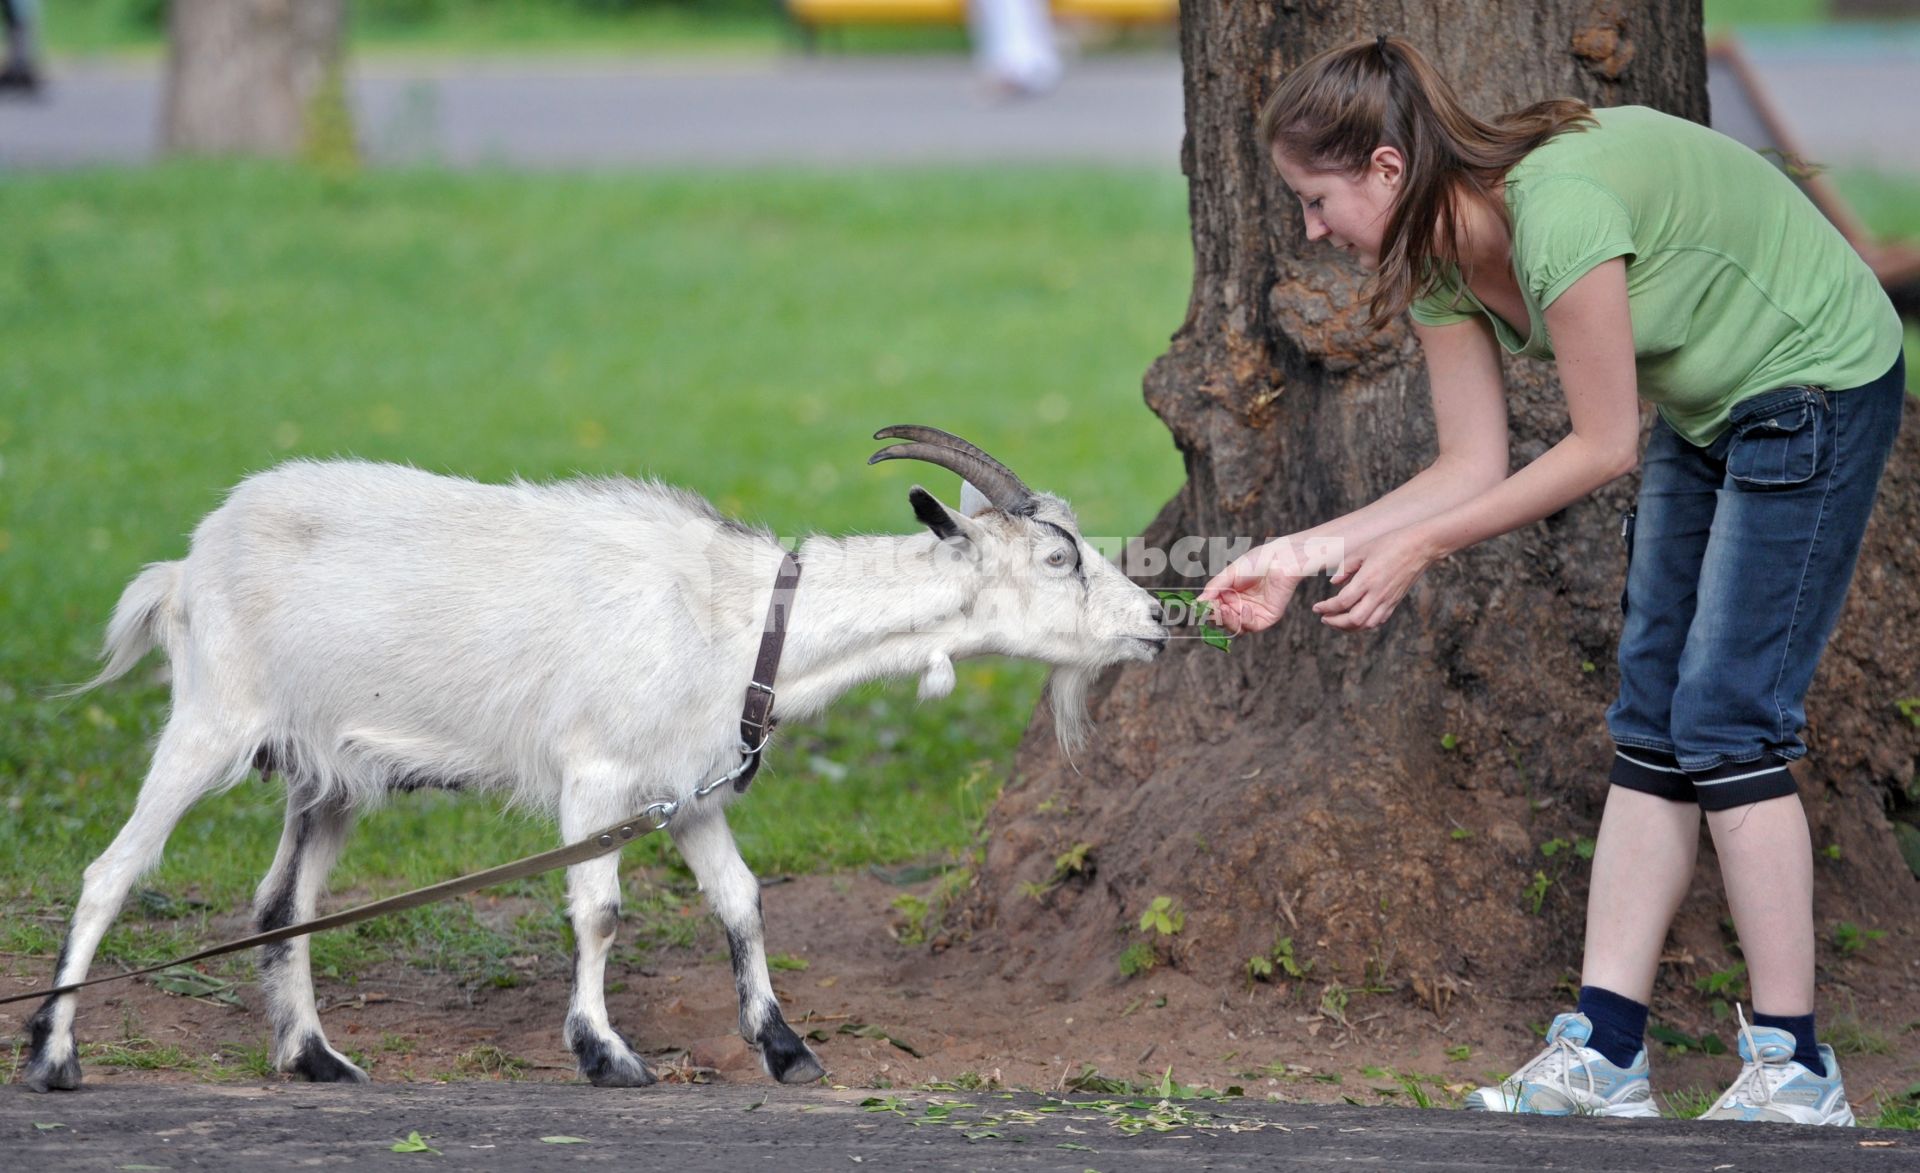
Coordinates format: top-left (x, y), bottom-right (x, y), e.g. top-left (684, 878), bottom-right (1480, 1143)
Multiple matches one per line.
top-left (162, 0), bottom-right (348, 157)
top-left (972, 0), bottom-right (1920, 1025)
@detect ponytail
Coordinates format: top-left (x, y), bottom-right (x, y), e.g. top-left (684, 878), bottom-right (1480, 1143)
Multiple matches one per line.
top-left (1257, 36), bottom-right (1594, 329)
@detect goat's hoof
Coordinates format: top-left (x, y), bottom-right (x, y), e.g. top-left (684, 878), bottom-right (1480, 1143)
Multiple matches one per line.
top-left (287, 1034), bottom-right (371, 1084)
top-left (582, 1053), bottom-right (656, 1088)
top-left (759, 1027), bottom-right (826, 1085)
top-left (569, 1023), bottom-right (655, 1088)
top-left (22, 1005), bottom-right (83, 1092)
top-left (21, 1053), bottom-right (83, 1093)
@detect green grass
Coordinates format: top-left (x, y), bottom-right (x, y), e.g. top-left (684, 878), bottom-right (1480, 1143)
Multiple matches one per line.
top-left (0, 163), bottom-right (1190, 941)
top-left (39, 0), bottom-right (974, 57)
top-left (1704, 0), bottom-right (1833, 27)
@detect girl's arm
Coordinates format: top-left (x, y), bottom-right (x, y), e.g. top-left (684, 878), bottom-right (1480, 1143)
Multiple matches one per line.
top-left (1312, 259), bottom-right (1641, 630)
top-left (1294, 313), bottom-right (1513, 554)
top-left (1200, 312), bottom-right (1510, 633)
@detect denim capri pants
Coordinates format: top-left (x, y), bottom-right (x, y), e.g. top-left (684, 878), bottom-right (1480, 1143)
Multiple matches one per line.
top-left (1606, 353), bottom-right (1907, 811)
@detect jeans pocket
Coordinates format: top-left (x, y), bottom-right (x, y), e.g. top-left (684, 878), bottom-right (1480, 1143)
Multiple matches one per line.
top-left (1726, 392), bottom-right (1820, 488)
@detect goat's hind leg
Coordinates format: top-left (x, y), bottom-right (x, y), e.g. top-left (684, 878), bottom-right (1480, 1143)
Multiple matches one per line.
top-left (558, 793), bottom-right (654, 1087)
top-left (22, 716), bottom-right (244, 1092)
top-left (672, 809), bottom-right (824, 1084)
top-left (256, 789), bottom-right (365, 1082)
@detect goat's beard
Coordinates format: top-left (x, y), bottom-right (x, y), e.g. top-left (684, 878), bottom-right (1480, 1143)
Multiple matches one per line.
top-left (1048, 664), bottom-right (1096, 753)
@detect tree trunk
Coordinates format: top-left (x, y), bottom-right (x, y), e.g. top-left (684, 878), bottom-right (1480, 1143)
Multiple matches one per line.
top-left (162, 0), bottom-right (348, 157)
top-left (971, 0), bottom-right (1920, 1031)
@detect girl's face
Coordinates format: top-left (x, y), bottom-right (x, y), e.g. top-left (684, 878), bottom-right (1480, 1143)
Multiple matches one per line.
top-left (1271, 145), bottom-right (1403, 269)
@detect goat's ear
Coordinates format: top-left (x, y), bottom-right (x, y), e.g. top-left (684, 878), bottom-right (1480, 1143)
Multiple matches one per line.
top-left (909, 487), bottom-right (977, 550)
top-left (959, 480), bottom-right (992, 518)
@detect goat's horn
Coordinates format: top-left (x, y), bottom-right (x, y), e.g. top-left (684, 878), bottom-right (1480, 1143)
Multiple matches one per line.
top-left (872, 425), bottom-right (1025, 483)
top-left (868, 425), bottom-right (1036, 515)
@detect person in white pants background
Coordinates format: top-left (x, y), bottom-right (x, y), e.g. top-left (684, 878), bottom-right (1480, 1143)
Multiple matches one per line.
top-left (968, 0), bottom-right (1062, 97)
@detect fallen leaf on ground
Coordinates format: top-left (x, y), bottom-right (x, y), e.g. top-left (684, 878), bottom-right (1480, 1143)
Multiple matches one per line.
top-left (391, 1131), bottom-right (441, 1155)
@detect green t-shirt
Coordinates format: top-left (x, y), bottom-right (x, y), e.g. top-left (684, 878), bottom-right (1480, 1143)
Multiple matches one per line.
top-left (1409, 105), bottom-right (1903, 445)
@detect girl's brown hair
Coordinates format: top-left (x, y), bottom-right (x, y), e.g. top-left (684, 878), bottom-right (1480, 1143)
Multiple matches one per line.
top-left (1257, 36), bottom-right (1594, 328)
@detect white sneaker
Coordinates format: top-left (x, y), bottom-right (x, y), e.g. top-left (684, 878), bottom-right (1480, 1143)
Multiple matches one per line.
top-left (1464, 1013), bottom-right (1660, 1117)
top-left (1700, 1007), bottom-right (1854, 1125)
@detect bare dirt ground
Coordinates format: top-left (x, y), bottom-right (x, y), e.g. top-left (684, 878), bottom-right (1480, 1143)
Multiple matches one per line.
top-left (5, 870), bottom-right (1917, 1117)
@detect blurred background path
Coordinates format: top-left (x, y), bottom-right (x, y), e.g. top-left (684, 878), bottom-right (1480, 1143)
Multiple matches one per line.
top-left (2, 33), bottom-right (1914, 172)
top-left (3, 53), bottom-right (1186, 169)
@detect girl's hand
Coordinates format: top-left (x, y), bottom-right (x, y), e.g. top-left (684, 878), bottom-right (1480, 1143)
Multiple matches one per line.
top-left (1312, 527), bottom-right (1441, 631)
top-left (1198, 539), bottom-right (1307, 635)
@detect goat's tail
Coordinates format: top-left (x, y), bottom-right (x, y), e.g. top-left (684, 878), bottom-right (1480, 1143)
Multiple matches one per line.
top-left (70, 561), bottom-right (184, 694)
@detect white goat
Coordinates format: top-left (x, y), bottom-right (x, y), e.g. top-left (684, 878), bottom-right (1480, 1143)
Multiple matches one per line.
top-left (20, 426), bottom-right (1167, 1092)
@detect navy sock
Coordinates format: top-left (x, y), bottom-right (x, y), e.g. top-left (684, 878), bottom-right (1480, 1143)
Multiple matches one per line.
top-left (1576, 985), bottom-right (1649, 1069)
top-left (1752, 1011), bottom-right (1826, 1078)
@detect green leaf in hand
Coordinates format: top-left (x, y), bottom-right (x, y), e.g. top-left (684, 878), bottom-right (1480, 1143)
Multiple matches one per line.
top-left (1149, 589), bottom-right (1236, 653)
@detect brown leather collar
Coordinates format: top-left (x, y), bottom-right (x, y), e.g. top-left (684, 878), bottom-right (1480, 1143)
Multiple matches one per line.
top-left (732, 547), bottom-right (801, 793)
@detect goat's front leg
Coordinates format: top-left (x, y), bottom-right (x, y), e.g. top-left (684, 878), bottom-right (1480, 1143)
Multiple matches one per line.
top-left (560, 843), bottom-right (654, 1087)
top-left (670, 808), bottom-right (824, 1084)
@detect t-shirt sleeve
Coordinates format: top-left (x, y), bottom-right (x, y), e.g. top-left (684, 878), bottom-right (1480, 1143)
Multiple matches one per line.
top-left (1408, 265), bottom-right (1478, 327)
top-left (1512, 176), bottom-right (1638, 308)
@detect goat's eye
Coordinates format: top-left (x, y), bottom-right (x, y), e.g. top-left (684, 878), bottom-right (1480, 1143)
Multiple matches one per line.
top-left (1045, 548), bottom-right (1073, 570)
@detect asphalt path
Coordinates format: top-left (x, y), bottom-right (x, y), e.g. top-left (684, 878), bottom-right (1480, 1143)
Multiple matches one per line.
top-left (1, 38), bottom-right (1915, 172)
top-left (0, 54), bottom-right (1187, 170)
top-left (2, 1082), bottom-right (1913, 1171)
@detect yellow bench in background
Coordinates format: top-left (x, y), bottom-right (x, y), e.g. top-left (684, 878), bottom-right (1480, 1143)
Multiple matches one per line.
top-left (785, 0), bottom-right (1179, 38)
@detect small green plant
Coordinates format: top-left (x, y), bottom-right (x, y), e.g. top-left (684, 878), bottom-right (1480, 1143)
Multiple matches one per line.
top-left (768, 953), bottom-right (809, 971)
top-left (1823, 1016), bottom-right (1891, 1057)
top-left (1320, 983), bottom-right (1351, 1023)
top-left (1449, 826), bottom-right (1473, 841)
top-left (1272, 935), bottom-right (1310, 978)
top-left (1524, 870), bottom-right (1552, 915)
top-left (1022, 842), bottom-right (1096, 902)
top-left (1539, 835), bottom-right (1594, 861)
top-left (378, 1029), bottom-right (416, 1059)
top-left (210, 1042), bottom-right (278, 1080)
top-left (1894, 697), bottom-right (1920, 728)
top-left (1439, 733), bottom-right (1459, 751)
top-left (1054, 841), bottom-right (1094, 878)
top-left (1397, 1071), bottom-right (1436, 1108)
top-left (1118, 940), bottom-right (1157, 978)
top-left (1246, 933), bottom-right (1311, 984)
top-left (1138, 895), bottom-right (1185, 936)
top-left (1661, 1086), bottom-right (1716, 1119)
top-left (1822, 843), bottom-right (1842, 861)
top-left (1831, 921), bottom-right (1887, 956)
top-left (1695, 960), bottom-right (1747, 1017)
top-left (1649, 1023), bottom-right (1726, 1056)
top-left (890, 893), bottom-right (932, 946)
top-left (452, 1044), bottom-right (527, 1080)
top-left (1445, 1044), bottom-right (1471, 1062)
